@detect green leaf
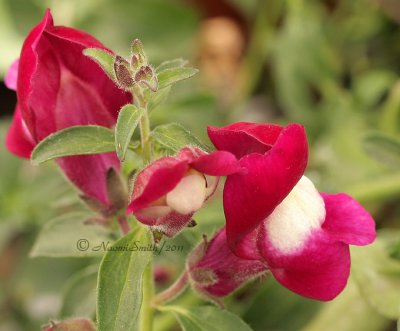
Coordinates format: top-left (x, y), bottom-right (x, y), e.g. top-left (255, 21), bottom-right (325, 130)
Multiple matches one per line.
top-left (115, 105), bottom-right (145, 161)
top-left (97, 228), bottom-right (152, 331)
top-left (30, 212), bottom-right (113, 258)
top-left (31, 125), bottom-right (115, 165)
top-left (380, 81), bottom-right (400, 135)
top-left (352, 233), bottom-right (400, 319)
top-left (60, 265), bottom-right (98, 318)
top-left (159, 305), bottom-right (254, 331)
top-left (156, 58), bottom-right (188, 72)
top-left (84, 48), bottom-right (116, 80)
top-left (363, 132), bottom-right (400, 168)
top-left (147, 85), bottom-right (172, 113)
top-left (152, 123), bottom-right (210, 153)
top-left (157, 67), bottom-right (198, 90)
top-left (345, 173), bottom-right (400, 203)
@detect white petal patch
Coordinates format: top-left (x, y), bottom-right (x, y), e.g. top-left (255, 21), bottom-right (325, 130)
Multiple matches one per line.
top-left (266, 176), bottom-right (326, 254)
top-left (166, 171), bottom-right (207, 215)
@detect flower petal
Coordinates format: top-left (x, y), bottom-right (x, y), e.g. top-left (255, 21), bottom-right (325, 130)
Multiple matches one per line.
top-left (190, 150), bottom-right (240, 176)
top-left (223, 124), bottom-right (308, 255)
top-left (166, 172), bottom-right (207, 214)
top-left (127, 157), bottom-right (189, 213)
top-left (5, 59), bottom-right (19, 90)
top-left (5, 106), bottom-right (35, 159)
top-left (17, 9), bottom-right (54, 134)
top-left (207, 122), bottom-right (283, 159)
top-left (57, 154), bottom-right (119, 206)
top-left (43, 27), bottom-right (131, 125)
top-left (259, 227), bottom-right (350, 301)
top-left (321, 193), bottom-right (376, 246)
top-left (24, 19), bottom-right (130, 140)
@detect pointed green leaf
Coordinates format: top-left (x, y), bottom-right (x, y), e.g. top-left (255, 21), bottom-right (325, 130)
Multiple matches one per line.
top-left (84, 48), bottom-right (116, 80)
top-left (152, 123), bottom-right (210, 153)
top-left (156, 58), bottom-right (188, 72)
top-left (159, 306), bottom-right (254, 331)
top-left (157, 67), bottom-right (198, 90)
top-left (363, 133), bottom-right (400, 168)
top-left (61, 265), bottom-right (98, 318)
top-left (147, 85), bottom-right (171, 112)
top-left (115, 105), bottom-right (145, 161)
top-left (97, 228), bottom-right (152, 331)
top-left (31, 125), bottom-right (115, 165)
top-left (30, 212), bottom-right (113, 258)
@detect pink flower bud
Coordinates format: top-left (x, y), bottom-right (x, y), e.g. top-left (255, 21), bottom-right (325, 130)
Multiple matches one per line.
top-left (154, 265), bottom-right (171, 284)
top-left (127, 147), bottom-right (240, 237)
top-left (5, 10), bottom-right (131, 207)
top-left (187, 228), bottom-right (267, 300)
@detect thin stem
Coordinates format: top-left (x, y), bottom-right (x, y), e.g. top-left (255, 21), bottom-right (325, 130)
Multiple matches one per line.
top-left (117, 215), bottom-right (130, 235)
top-left (139, 111), bottom-right (152, 164)
top-left (133, 85), bottom-right (152, 164)
top-left (133, 86), bottom-right (154, 331)
top-left (153, 271), bottom-right (189, 307)
top-left (140, 260), bottom-right (155, 331)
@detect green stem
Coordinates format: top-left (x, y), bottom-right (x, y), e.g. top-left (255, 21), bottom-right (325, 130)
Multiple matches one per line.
top-left (117, 215), bottom-right (130, 235)
top-left (140, 259), bottom-right (155, 331)
top-left (140, 111), bottom-right (152, 164)
top-left (132, 85), bottom-right (152, 165)
top-left (153, 271), bottom-right (188, 306)
top-left (134, 87), bottom-right (154, 331)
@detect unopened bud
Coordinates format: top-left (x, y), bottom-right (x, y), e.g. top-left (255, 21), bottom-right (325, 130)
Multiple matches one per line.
top-left (114, 55), bottom-right (134, 90)
top-left (186, 228), bottom-right (268, 301)
top-left (131, 39), bottom-right (147, 69)
top-left (154, 265), bottom-right (171, 284)
top-left (135, 65), bottom-right (158, 92)
top-left (134, 65), bottom-right (152, 82)
top-left (131, 54), bottom-right (140, 70)
top-left (131, 39), bottom-right (146, 65)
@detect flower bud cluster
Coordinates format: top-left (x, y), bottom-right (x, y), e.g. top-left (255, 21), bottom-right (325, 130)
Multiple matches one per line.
top-left (113, 39), bottom-right (158, 92)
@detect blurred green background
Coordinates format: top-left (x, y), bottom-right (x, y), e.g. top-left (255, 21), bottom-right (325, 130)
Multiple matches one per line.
top-left (1, 0), bottom-right (400, 330)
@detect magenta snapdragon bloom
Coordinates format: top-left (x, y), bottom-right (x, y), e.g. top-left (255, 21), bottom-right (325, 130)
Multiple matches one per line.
top-left (5, 10), bottom-right (131, 206)
top-left (127, 147), bottom-right (240, 237)
top-left (205, 122), bottom-right (376, 300)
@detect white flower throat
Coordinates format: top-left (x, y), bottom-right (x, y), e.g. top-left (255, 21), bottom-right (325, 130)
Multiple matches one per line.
top-left (166, 170), bottom-right (207, 214)
top-left (265, 176), bottom-right (326, 254)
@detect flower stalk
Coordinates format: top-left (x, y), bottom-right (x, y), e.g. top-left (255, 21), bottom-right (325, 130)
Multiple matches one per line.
top-left (139, 110), bottom-right (152, 164)
top-left (138, 109), bottom-right (155, 329)
top-left (117, 215), bottom-right (130, 235)
top-left (140, 260), bottom-right (155, 331)
top-left (131, 67), bottom-right (155, 331)
top-left (152, 271), bottom-right (189, 306)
